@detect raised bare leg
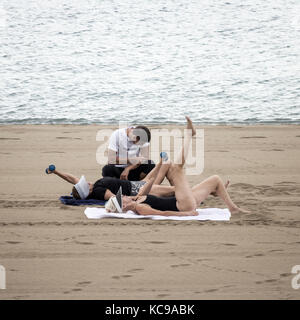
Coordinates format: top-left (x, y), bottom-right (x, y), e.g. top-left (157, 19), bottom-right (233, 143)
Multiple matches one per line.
top-left (167, 163), bottom-right (197, 211)
top-left (175, 116), bottom-right (196, 167)
top-left (161, 116), bottom-right (198, 211)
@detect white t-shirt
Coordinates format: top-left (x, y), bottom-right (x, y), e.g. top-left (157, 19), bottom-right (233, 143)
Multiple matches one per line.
top-left (108, 128), bottom-right (150, 167)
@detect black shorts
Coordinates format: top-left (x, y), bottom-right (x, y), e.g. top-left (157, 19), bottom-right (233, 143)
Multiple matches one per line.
top-left (102, 161), bottom-right (155, 181)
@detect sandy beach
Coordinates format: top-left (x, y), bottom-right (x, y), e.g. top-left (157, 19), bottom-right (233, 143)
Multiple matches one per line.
top-left (0, 124), bottom-right (300, 300)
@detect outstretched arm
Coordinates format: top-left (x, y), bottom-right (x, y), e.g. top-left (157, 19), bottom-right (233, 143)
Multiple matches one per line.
top-left (108, 149), bottom-right (146, 166)
top-left (136, 177), bottom-right (156, 197)
top-left (136, 157), bottom-right (163, 195)
top-left (50, 169), bottom-right (80, 185)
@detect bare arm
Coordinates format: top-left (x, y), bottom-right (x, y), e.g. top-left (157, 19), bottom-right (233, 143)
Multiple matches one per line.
top-left (120, 163), bottom-right (140, 180)
top-left (135, 158), bottom-right (163, 195)
top-left (104, 189), bottom-right (115, 200)
top-left (135, 203), bottom-right (197, 217)
top-left (52, 170), bottom-right (80, 185)
top-left (136, 177), bottom-right (156, 197)
top-left (107, 149), bottom-right (145, 166)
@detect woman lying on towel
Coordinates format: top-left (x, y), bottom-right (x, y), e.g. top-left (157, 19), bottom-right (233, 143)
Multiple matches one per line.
top-left (47, 158), bottom-right (176, 201)
top-left (105, 117), bottom-right (250, 216)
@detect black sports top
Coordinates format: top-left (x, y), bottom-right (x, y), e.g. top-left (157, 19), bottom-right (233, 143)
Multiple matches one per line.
top-left (88, 177), bottom-right (132, 200)
top-left (141, 195), bottom-right (179, 212)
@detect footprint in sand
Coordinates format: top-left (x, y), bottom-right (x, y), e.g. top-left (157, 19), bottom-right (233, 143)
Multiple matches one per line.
top-left (280, 273), bottom-right (291, 278)
top-left (276, 181), bottom-right (296, 185)
top-left (77, 281), bottom-right (92, 286)
top-left (240, 136), bottom-right (266, 139)
top-left (147, 241), bottom-right (168, 244)
top-left (264, 279), bottom-right (278, 283)
top-left (6, 241), bottom-right (22, 244)
top-left (112, 275), bottom-right (133, 280)
top-left (42, 151), bottom-right (65, 154)
top-left (197, 258), bottom-right (213, 262)
top-left (56, 136), bottom-right (72, 139)
top-left (127, 268), bottom-right (144, 273)
top-left (170, 263), bottom-right (191, 268)
top-left (56, 137), bottom-right (82, 140)
top-left (74, 241), bottom-right (94, 245)
top-left (245, 253), bottom-right (265, 258)
top-left (204, 288), bottom-right (219, 293)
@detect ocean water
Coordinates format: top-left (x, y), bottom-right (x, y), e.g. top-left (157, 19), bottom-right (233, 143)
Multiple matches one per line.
top-left (0, 0), bottom-right (299, 125)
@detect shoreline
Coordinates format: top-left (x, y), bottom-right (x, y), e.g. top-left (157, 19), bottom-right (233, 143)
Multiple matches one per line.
top-left (1, 123), bottom-right (300, 127)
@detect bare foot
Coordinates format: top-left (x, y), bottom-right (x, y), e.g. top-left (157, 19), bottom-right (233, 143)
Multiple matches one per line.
top-left (211, 180), bottom-right (230, 197)
top-left (186, 116), bottom-right (196, 136)
top-left (229, 206), bottom-right (251, 214)
top-left (224, 180), bottom-right (230, 189)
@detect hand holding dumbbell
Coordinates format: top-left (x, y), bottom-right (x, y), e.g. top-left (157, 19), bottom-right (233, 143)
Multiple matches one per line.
top-left (45, 164), bottom-right (56, 174)
top-left (160, 152), bottom-right (168, 161)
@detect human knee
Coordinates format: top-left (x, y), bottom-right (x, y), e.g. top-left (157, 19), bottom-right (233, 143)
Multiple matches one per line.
top-left (211, 174), bottom-right (221, 183)
top-left (178, 202), bottom-right (197, 212)
top-left (170, 162), bottom-right (183, 171)
top-left (187, 203), bottom-right (197, 211)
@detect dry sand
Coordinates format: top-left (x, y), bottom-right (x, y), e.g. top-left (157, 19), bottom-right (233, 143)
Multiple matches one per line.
top-left (0, 124), bottom-right (300, 300)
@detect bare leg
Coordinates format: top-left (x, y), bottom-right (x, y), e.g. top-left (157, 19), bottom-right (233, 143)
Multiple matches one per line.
top-left (175, 116), bottom-right (196, 167)
top-left (142, 115), bottom-right (195, 185)
top-left (192, 175), bottom-right (250, 214)
top-left (164, 117), bottom-right (197, 211)
top-left (142, 158), bottom-right (173, 185)
top-left (211, 180), bottom-right (230, 197)
top-left (167, 164), bottom-right (197, 211)
top-left (149, 185), bottom-right (175, 197)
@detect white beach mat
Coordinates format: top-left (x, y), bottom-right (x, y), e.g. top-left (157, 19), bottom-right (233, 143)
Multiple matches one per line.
top-left (84, 207), bottom-right (231, 221)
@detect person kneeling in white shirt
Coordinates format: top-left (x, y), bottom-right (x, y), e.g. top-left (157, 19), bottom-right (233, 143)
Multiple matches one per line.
top-left (102, 125), bottom-right (155, 181)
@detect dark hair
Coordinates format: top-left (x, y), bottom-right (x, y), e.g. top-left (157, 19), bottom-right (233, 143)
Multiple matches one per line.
top-left (133, 125), bottom-right (151, 143)
top-left (72, 186), bottom-right (81, 199)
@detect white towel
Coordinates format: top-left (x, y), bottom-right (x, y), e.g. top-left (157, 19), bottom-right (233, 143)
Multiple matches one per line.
top-left (84, 207), bottom-right (231, 221)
